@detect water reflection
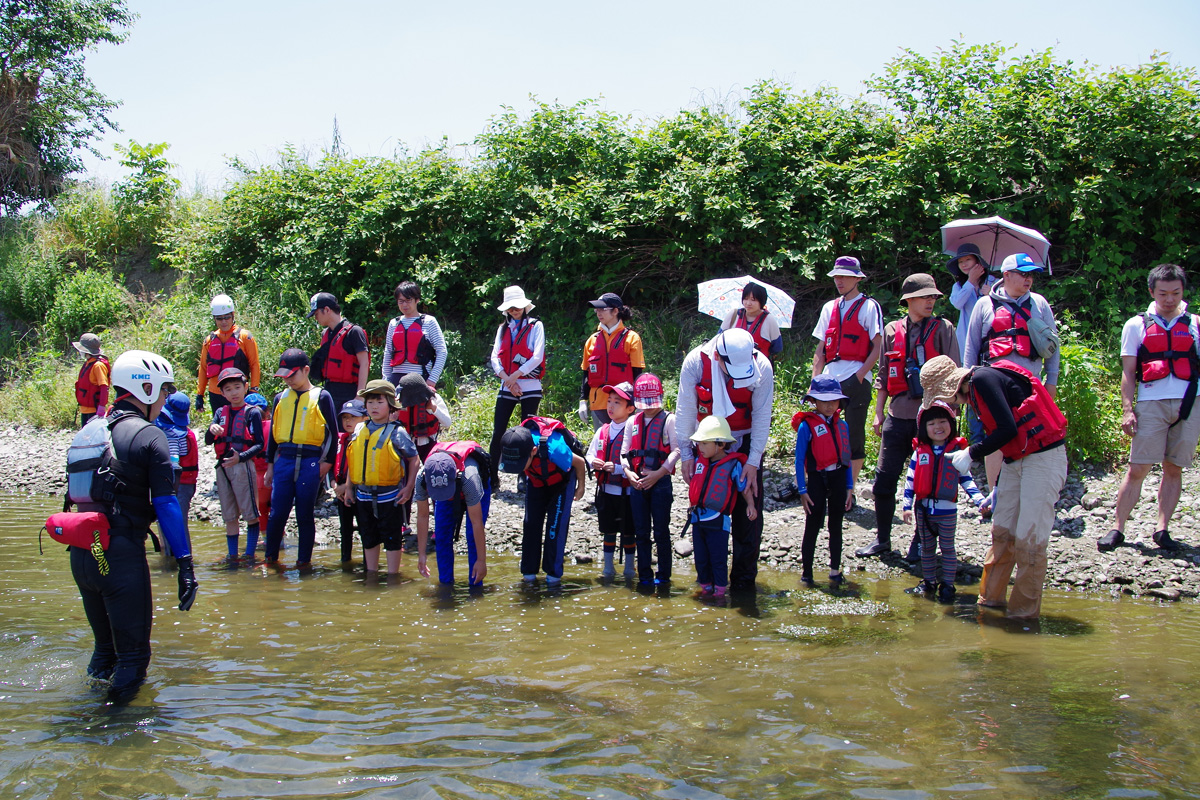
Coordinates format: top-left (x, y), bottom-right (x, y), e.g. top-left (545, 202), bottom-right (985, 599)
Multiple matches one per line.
top-left (1, 493), bottom-right (1198, 798)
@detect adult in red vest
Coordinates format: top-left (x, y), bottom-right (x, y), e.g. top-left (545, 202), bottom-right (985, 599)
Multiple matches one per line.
top-left (72, 333), bottom-right (110, 426)
top-left (579, 292), bottom-right (645, 431)
top-left (1099, 263), bottom-right (1200, 553)
top-left (920, 354), bottom-right (1067, 620)
top-left (308, 292), bottom-right (370, 414)
top-left (489, 285), bottom-right (546, 484)
top-left (720, 282), bottom-right (783, 360)
top-left (196, 293), bottom-right (261, 414)
top-left (809, 256), bottom-right (884, 495)
top-left (857, 273), bottom-right (958, 559)
top-left (677, 328), bottom-right (775, 592)
top-left (382, 281), bottom-right (447, 390)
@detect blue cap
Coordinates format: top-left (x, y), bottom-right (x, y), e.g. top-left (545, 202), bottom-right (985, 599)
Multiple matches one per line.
top-left (163, 391), bottom-right (191, 429)
top-left (1000, 253), bottom-right (1044, 273)
top-left (339, 399), bottom-right (367, 417)
top-left (805, 375), bottom-right (848, 403)
top-left (244, 393), bottom-right (268, 408)
top-left (423, 451), bottom-right (460, 502)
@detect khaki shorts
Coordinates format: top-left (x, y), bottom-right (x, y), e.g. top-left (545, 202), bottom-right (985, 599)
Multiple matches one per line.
top-left (1131, 398), bottom-right (1200, 467)
top-left (215, 459), bottom-right (260, 523)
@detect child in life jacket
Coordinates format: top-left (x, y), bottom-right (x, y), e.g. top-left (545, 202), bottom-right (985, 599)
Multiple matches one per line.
top-left (620, 372), bottom-right (680, 586)
top-left (245, 392), bottom-right (271, 544)
top-left (901, 400), bottom-right (985, 602)
top-left (687, 415), bottom-right (755, 600)
top-left (793, 376), bottom-right (853, 588)
top-left (336, 399), bottom-right (368, 565)
top-left (588, 381), bottom-right (637, 581)
top-left (414, 440), bottom-right (492, 588)
top-left (499, 416), bottom-right (587, 585)
top-left (155, 391), bottom-right (197, 560)
top-left (337, 380), bottom-right (420, 575)
top-left (205, 368), bottom-right (266, 559)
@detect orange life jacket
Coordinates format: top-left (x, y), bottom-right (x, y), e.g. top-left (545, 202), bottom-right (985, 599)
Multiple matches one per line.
top-left (205, 327), bottom-right (250, 379)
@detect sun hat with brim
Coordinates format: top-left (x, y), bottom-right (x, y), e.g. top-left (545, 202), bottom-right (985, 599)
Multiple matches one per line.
top-left (164, 391), bottom-right (191, 429)
top-left (423, 452), bottom-right (460, 502)
top-left (715, 329), bottom-right (757, 386)
top-left (72, 333), bottom-right (103, 357)
top-left (498, 426), bottom-right (534, 473)
top-left (497, 285), bottom-right (535, 313)
top-left (690, 415), bottom-right (734, 443)
top-left (900, 273), bottom-right (943, 302)
top-left (945, 243), bottom-right (990, 282)
top-left (216, 367), bottom-right (247, 387)
top-left (805, 374), bottom-right (848, 403)
top-left (827, 255), bottom-right (866, 279)
top-left (1000, 253), bottom-right (1044, 273)
top-left (919, 355), bottom-right (972, 409)
top-left (396, 372), bottom-right (432, 409)
top-left (360, 378), bottom-right (401, 409)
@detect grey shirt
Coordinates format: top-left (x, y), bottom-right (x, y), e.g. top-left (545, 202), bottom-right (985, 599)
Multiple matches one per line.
top-left (964, 286), bottom-right (1060, 385)
top-left (413, 454), bottom-right (486, 507)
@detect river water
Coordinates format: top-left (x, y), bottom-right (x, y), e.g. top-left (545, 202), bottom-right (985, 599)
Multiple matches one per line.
top-left (1, 493), bottom-right (1197, 799)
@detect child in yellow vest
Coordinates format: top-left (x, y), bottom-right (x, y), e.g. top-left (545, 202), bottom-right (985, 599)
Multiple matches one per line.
top-left (337, 380), bottom-right (419, 575)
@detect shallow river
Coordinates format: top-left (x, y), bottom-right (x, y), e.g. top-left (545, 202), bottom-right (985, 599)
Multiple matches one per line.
top-left (1, 493), bottom-right (1197, 799)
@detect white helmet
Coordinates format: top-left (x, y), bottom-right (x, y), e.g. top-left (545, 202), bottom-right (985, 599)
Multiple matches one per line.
top-left (210, 294), bottom-right (235, 316)
top-left (111, 350), bottom-right (175, 404)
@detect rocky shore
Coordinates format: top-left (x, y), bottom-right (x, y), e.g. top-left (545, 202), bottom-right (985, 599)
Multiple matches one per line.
top-left (6, 424), bottom-right (1199, 601)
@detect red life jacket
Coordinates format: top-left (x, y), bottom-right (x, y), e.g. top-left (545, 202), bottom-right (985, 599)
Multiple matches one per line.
top-left (734, 309), bottom-right (772, 355)
top-left (971, 360), bottom-right (1067, 461)
top-left (586, 327), bottom-right (633, 389)
top-left (399, 403), bottom-right (440, 439)
top-left (179, 429), bottom-right (198, 486)
top-left (320, 321), bottom-right (365, 384)
top-left (428, 440), bottom-right (491, 498)
top-left (205, 327), bottom-right (250, 379)
top-left (74, 355), bottom-right (110, 407)
top-left (911, 437), bottom-right (969, 502)
top-left (523, 416), bottom-right (573, 488)
top-left (335, 431), bottom-right (351, 483)
top-left (498, 318), bottom-right (545, 380)
top-left (213, 404), bottom-right (257, 459)
top-left (1137, 313), bottom-right (1196, 383)
top-left (823, 295), bottom-right (873, 363)
top-left (885, 317), bottom-right (943, 396)
top-left (688, 451), bottom-right (748, 514)
top-left (627, 411), bottom-right (669, 474)
top-left (792, 410), bottom-right (850, 471)
top-left (984, 298), bottom-right (1035, 360)
top-left (390, 315), bottom-right (428, 368)
top-left (695, 351), bottom-right (754, 431)
top-left (593, 422), bottom-right (630, 491)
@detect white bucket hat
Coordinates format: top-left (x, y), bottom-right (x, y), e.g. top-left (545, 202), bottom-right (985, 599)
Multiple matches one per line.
top-left (497, 285), bottom-right (535, 313)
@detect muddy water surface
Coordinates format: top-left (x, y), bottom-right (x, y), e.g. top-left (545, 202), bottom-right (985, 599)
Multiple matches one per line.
top-left (1, 493), bottom-right (1197, 799)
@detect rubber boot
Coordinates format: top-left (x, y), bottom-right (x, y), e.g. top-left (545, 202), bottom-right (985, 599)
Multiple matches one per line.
top-left (601, 551), bottom-right (616, 579)
top-left (855, 536), bottom-right (892, 558)
top-left (244, 524), bottom-right (259, 558)
top-left (937, 582), bottom-right (957, 603)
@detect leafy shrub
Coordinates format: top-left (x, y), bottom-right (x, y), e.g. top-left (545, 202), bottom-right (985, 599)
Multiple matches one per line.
top-left (45, 269), bottom-right (131, 347)
top-left (1056, 335), bottom-right (1127, 465)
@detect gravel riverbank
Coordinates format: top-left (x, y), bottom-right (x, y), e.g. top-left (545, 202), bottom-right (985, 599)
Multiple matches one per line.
top-left (6, 424), bottom-right (1199, 602)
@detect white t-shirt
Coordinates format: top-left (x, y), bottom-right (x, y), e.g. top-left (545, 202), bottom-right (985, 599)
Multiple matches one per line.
top-left (1121, 301), bottom-right (1199, 403)
top-left (811, 293), bottom-right (884, 383)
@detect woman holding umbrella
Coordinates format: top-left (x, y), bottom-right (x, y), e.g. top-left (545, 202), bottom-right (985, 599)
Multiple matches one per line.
top-left (720, 282), bottom-right (783, 360)
top-left (947, 243), bottom-right (999, 363)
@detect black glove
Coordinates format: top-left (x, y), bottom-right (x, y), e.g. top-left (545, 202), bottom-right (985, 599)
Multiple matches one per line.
top-left (176, 555), bottom-right (198, 611)
top-left (195, 394), bottom-right (204, 412)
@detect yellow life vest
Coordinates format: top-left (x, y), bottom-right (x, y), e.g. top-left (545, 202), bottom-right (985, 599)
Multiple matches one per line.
top-left (273, 387), bottom-right (326, 447)
top-left (347, 421), bottom-right (404, 488)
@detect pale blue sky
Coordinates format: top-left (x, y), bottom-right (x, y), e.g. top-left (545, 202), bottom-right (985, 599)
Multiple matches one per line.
top-left (80, 0), bottom-right (1200, 189)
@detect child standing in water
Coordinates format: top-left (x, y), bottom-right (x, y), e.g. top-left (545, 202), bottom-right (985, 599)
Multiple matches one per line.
top-left (621, 373), bottom-right (679, 586)
top-left (245, 392), bottom-right (271, 544)
top-left (901, 400), bottom-right (985, 602)
top-left (793, 376), bottom-right (853, 588)
top-left (687, 415), bottom-right (755, 600)
top-left (206, 368), bottom-right (266, 559)
top-left (335, 399), bottom-right (368, 565)
top-left (588, 381), bottom-right (637, 580)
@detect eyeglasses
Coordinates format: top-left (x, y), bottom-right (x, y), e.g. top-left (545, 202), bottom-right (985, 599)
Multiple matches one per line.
top-left (214, 313), bottom-right (234, 322)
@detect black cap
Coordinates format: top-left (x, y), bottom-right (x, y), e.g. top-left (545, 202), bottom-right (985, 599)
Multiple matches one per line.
top-left (498, 426), bottom-right (534, 473)
top-left (307, 292), bottom-right (338, 318)
top-left (273, 348), bottom-right (310, 377)
top-left (588, 292), bottom-right (623, 309)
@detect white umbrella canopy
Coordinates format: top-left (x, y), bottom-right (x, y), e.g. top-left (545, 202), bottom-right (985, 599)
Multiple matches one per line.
top-left (697, 276), bottom-right (796, 328)
top-left (941, 216), bottom-right (1053, 274)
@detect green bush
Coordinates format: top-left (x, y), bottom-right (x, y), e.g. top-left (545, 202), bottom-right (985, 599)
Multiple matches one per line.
top-left (45, 269), bottom-right (132, 348)
top-left (1056, 331), bottom-right (1127, 465)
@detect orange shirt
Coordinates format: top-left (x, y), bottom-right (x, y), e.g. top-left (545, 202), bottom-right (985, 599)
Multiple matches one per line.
top-left (197, 327), bottom-right (261, 395)
top-left (579, 323), bottom-right (645, 409)
top-left (78, 360), bottom-right (110, 414)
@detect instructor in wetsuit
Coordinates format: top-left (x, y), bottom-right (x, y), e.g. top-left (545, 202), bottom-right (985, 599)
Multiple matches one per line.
top-left (67, 350), bottom-right (199, 702)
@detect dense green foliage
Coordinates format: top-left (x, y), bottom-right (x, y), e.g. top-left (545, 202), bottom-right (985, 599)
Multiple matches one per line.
top-left (0, 0), bottom-right (135, 213)
top-left (3, 42), bottom-right (1195, 469)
